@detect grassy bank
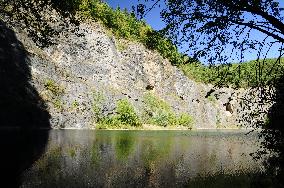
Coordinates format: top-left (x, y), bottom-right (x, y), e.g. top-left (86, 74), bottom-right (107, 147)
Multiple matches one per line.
top-left (95, 124), bottom-right (193, 130)
top-left (58, 125), bottom-right (246, 130)
top-left (93, 93), bottom-right (195, 130)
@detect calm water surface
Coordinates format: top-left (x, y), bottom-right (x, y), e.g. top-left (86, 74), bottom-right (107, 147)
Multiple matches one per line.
top-left (20, 130), bottom-right (264, 187)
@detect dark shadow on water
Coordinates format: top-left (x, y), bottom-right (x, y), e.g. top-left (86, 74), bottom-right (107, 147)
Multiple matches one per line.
top-left (0, 130), bottom-right (49, 187)
top-left (0, 20), bottom-right (50, 187)
top-left (257, 76), bottom-right (284, 187)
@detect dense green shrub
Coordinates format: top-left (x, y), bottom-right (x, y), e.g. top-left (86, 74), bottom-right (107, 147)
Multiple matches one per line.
top-left (115, 99), bottom-right (141, 127)
top-left (143, 92), bottom-right (173, 126)
top-left (176, 113), bottom-right (194, 128)
top-left (97, 99), bottom-right (141, 128)
top-left (92, 91), bottom-right (105, 122)
top-left (94, 93), bottom-right (194, 129)
top-left (143, 92), bottom-right (194, 128)
top-left (144, 30), bottom-right (186, 65)
top-left (178, 62), bottom-right (216, 83)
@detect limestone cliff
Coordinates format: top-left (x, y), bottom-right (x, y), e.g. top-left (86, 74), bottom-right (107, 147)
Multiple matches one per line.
top-left (4, 19), bottom-right (273, 129)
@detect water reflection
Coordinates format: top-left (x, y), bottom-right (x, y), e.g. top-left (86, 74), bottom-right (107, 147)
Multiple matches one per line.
top-left (115, 132), bottom-right (135, 161)
top-left (21, 130), bottom-right (263, 187)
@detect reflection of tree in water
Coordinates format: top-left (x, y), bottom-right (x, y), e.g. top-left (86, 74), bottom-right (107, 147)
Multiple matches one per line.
top-left (115, 132), bottom-right (135, 161)
top-left (91, 140), bottom-right (101, 167)
top-left (141, 137), bottom-right (172, 167)
top-left (19, 130), bottom-right (262, 187)
top-left (140, 136), bottom-right (174, 187)
top-left (91, 132), bottom-right (115, 167)
top-left (89, 131), bottom-right (175, 186)
top-left (0, 20), bottom-right (50, 187)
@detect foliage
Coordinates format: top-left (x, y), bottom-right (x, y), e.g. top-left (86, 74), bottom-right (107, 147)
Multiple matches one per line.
top-left (5, 0), bottom-right (283, 88)
top-left (0, 0), bottom-right (83, 47)
top-left (138, 0), bottom-right (284, 65)
top-left (1, 0), bottom-right (193, 64)
top-left (115, 99), bottom-right (141, 127)
top-left (97, 98), bottom-right (141, 128)
top-left (44, 79), bottom-right (64, 96)
top-left (216, 112), bottom-right (222, 128)
top-left (179, 58), bottom-right (284, 88)
top-left (255, 77), bottom-right (284, 183)
top-left (143, 92), bottom-right (175, 126)
top-left (79, 0), bottom-right (284, 87)
top-left (176, 113), bottom-right (194, 128)
top-left (96, 121), bottom-right (134, 129)
top-left (143, 92), bottom-right (194, 128)
top-left (144, 30), bottom-right (187, 65)
top-left (44, 79), bottom-right (64, 111)
top-left (178, 62), bottom-right (217, 84)
top-left (53, 99), bottom-right (63, 110)
top-left (95, 94), bottom-right (193, 129)
top-left (207, 95), bottom-right (217, 103)
top-left (214, 58), bottom-right (284, 87)
top-left (6, 0), bottom-right (283, 183)
top-left (76, 0), bottom-right (193, 65)
top-left (92, 91), bottom-right (105, 122)
top-left (68, 148), bottom-right (76, 158)
top-left (71, 100), bottom-right (79, 109)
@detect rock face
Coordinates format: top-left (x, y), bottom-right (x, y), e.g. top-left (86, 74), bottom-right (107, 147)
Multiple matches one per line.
top-left (6, 20), bottom-right (272, 129)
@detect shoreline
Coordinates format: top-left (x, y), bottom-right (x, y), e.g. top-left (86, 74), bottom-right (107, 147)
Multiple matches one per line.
top-left (0, 126), bottom-right (258, 131)
top-left (58, 128), bottom-right (258, 131)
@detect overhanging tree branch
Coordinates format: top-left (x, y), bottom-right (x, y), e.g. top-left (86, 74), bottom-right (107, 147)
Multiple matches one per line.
top-left (230, 19), bottom-right (284, 43)
top-left (245, 7), bottom-right (284, 35)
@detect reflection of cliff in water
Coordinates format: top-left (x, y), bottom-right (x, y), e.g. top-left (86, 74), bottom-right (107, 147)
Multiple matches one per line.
top-left (0, 20), bottom-right (50, 187)
top-left (21, 130), bottom-right (263, 187)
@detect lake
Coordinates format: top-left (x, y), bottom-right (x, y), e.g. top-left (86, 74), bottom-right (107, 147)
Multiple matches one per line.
top-left (19, 130), bottom-right (264, 187)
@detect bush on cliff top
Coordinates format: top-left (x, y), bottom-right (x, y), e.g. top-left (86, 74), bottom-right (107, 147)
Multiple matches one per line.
top-left (3, 0), bottom-right (283, 88)
top-left (76, 0), bottom-right (283, 88)
top-left (76, 0), bottom-right (188, 66)
top-left (179, 58), bottom-right (284, 88)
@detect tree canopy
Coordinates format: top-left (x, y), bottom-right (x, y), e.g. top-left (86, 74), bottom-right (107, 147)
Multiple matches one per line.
top-left (137, 0), bottom-right (284, 63)
top-left (0, 0), bottom-right (82, 46)
top-left (137, 0), bottom-right (284, 183)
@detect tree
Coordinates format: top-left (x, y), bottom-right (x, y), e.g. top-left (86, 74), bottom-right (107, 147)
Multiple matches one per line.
top-left (136, 0), bottom-right (284, 85)
top-left (136, 0), bottom-right (284, 184)
top-left (0, 0), bottom-right (81, 47)
top-left (137, 0), bottom-right (283, 60)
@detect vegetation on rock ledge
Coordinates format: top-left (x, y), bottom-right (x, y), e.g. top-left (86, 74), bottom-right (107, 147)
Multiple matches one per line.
top-left (3, 0), bottom-right (283, 88)
top-left (94, 93), bottom-right (194, 130)
top-left (76, 0), bottom-right (284, 88)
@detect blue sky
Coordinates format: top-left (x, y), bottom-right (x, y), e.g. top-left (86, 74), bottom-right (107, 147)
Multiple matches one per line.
top-left (106, 0), bottom-right (284, 64)
top-left (106, 0), bottom-right (166, 30)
